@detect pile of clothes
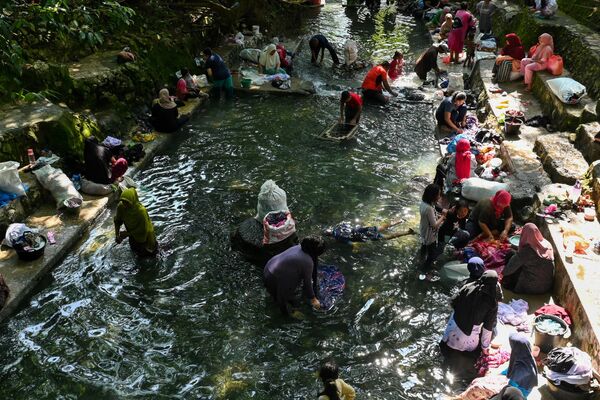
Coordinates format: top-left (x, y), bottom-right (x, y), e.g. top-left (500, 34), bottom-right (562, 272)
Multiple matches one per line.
top-left (475, 348), bottom-right (511, 377)
top-left (544, 347), bottom-right (594, 391)
top-left (498, 299), bottom-right (530, 332)
top-left (317, 264), bottom-right (346, 311)
top-left (462, 237), bottom-right (512, 278)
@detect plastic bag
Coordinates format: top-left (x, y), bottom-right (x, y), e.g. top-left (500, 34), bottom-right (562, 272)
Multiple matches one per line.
top-left (234, 32), bottom-right (245, 45)
top-left (81, 178), bottom-right (113, 196)
top-left (344, 39), bottom-right (358, 66)
top-left (256, 180), bottom-right (288, 221)
top-left (547, 55), bottom-right (563, 76)
top-left (461, 177), bottom-right (509, 201)
top-left (0, 161), bottom-right (26, 197)
top-left (546, 77), bottom-right (586, 104)
top-left (262, 211), bottom-right (296, 245)
top-left (32, 165), bottom-right (83, 209)
top-left (239, 48), bottom-right (262, 64)
top-left (440, 261), bottom-right (469, 283)
top-left (3, 223), bottom-right (35, 247)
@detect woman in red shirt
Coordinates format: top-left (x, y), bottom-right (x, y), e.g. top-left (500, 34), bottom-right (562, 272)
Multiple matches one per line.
top-left (388, 51), bottom-right (404, 81)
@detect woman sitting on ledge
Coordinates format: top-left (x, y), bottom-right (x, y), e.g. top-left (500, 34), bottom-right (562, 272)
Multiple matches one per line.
top-left (503, 223), bottom-right (555, 294)
top-left (520, 33), bottom-right (554, 91)
top-left (493, 33), bottom-right (526, 81)
top-left (259, 44), bottom-right (286, 76)
top-left (151, 89), bottom-right (189, 133)
top-left (531, 0), bottom-right (557, 18)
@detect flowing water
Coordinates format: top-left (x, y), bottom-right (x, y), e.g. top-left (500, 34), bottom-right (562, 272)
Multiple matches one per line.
top-left (0, 2), bottom-right (459, 399)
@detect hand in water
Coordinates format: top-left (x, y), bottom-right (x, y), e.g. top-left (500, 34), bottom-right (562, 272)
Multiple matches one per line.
top-left (290, 310), bottom-right (305, 320)
top-left (311, 298), bottom-right (321, 310)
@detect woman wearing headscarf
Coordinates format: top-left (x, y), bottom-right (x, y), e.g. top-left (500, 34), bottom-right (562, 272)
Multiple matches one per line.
top-left (502, 333), bottom-right (539, 397)
top-left (259, 44), bottom-right (286, 75)
top-left (445, 138), bottom-right (477, 191)
top-left (466, 257), bottom-right (503, 301)
top-left (84, 136), bottom-right (112, 184)
top-left (114, 188), bottom-right (158, 257)
top-left (466, 190), bottom-right (513, 240)
top-left (439, 13), bottom-right (454, 40)
top-left (502, 223), bottom-right (555, 294)
top-left (494, 33), bottom-right (526, 76)
top-left (151, 89), bottom-right (189, 133)
top-left (441, 270), bottom-right (499, 353)
top-left (520, 33), bottom-right (554, 91)
top-left (447, 2), bottom-right (475, 63)
top-left (448, 333), bottom-right (536, 399)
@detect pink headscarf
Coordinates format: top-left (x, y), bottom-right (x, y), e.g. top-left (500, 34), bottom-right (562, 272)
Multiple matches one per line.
top-left (490, 190), bottom-right (512, 218)
top-left (519, 222), bottom-right (554, 260)
top-left (111, 158), bottom-right (128, 182)
top-left (533, 33), bottom-right (554, 62)
top-left (455, 139), bottom-right (472, 181)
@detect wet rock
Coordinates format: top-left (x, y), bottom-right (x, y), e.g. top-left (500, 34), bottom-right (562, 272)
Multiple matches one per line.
top-left (575, 122), bottom-right (600, 163)
top-left (534, 133), bottom-right (589, 185)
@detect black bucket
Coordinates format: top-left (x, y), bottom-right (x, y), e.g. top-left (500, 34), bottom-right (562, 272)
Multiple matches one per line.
top-left (504, 120), bottom-right (523, 136)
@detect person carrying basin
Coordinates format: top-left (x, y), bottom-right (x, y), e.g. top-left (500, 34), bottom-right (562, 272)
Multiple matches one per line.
top-left (339, 90), bottom-right (363, 126)
top-left (309, 34), bottom-right (341, 66)
top-left (360, 61), bottom-right (398, 104)
top-left (263, 236), bottom-right (325, 315)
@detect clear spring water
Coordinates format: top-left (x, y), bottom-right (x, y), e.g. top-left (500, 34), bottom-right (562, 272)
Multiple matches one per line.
top-left (0, 2), bottom-right (460, 399)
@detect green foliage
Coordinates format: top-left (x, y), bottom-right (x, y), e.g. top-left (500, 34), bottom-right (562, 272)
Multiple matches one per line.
top-left (0, 0), bottom-right (136, 92)
top-left (10, 88), bottom-right (60, 104)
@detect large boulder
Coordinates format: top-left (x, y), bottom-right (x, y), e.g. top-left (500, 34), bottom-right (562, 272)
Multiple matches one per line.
top-left (534, 133), bottom-right (589, 185)
top-left (575, 122), bottom-right (600, 163)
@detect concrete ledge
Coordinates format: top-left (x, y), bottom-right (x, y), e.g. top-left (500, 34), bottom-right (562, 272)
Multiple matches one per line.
top-left (0, 97), bottom-right (206, 323)
top-left (533, 133), bottom-right (589, 185)
top-left (534, 183), bottom-right (600, 371)
top-left (575, 122), bottom-right (600, 164)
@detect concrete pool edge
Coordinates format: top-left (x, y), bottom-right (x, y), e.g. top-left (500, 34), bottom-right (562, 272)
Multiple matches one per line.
top-left (0, 97), bottom-right (207, 324)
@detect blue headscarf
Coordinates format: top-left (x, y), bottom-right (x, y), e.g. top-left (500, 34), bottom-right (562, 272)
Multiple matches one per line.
top-left (507, 332), bottom-right (538, 391)
top-left (467, 257), bottom-right (485, 280)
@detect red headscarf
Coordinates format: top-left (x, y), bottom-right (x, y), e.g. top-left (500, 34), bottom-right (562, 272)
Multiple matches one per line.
top-left (490, 190), bottom-right (511, 218)
top-left (501, 33), bottom-right (525, 60)
top-left (519, 222), bottom-right (554, 260)
top-left (455, 139), bottom-right (472, 181)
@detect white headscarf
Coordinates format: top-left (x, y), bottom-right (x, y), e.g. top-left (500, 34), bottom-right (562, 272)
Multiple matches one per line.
top-left (259, 44), bottom-right (279, 70)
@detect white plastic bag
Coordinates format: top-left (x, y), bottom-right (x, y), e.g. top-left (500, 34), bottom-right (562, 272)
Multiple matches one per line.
top-left (262, 211), bottom-right (296, 245)
top-left (344, 39), bottom-right (358, 66)
top-left (235, 32), bottom-right (245, 45)
top-left (256, 180), bottom-right (288, 221)
top-left (440, 260), bottom-right (469, 283)
top-left (32, 165), bottom-right (83, 209)
top-left (239, 48), bottom-right (262, 64)
top-left (81, 178), bottom-right (113, 196)
top-left (546, 77), bottom-right (587, 104)
top-left (0, 161), bottom-right (26, 196)
top-left (2, 223), bottom-right (35, 247)
top-left (461, 177), bottom-right (508, 201)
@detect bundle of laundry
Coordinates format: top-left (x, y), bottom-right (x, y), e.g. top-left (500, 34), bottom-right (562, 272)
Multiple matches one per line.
top-left (544, 347), bottom-right (593, 388)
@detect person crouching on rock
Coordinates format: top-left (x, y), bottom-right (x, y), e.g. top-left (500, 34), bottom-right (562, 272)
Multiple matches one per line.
top-left (114, 188), bottom-right (158, 257)
top-left (263, 236), bottom-right (325, 315)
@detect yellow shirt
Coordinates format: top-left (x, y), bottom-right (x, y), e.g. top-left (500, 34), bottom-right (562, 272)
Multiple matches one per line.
top-left (318, 379), bottom-right (356, 400)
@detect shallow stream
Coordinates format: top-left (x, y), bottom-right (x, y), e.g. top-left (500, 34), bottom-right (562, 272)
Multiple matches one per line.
top-left (0, 2), bottom-right (459, 398)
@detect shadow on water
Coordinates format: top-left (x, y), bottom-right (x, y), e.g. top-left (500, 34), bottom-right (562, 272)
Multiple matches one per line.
top-left (0, 1), bottom-right (465, 399)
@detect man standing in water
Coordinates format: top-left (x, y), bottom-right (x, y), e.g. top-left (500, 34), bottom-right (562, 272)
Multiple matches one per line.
top-left (361, 61), bottom-right (398, 104)
top-left (263, 237), bottom-right (326, 316)
top-left (414, 43), bottom-right (448, 85)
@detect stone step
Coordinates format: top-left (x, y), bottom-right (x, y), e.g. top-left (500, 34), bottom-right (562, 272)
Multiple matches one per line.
top-left (531, 70), bottom-right (597, 132)
top-left (533, 132), bottom-right (589, 185)
top-left (575, 122), bottom-right (600, 164)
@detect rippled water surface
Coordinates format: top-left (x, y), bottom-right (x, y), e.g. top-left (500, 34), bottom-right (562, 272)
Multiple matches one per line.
top-left (0, 2), bottom-right (458, 399)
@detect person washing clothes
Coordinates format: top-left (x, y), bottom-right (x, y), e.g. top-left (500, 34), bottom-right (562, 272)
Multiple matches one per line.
top-left (361, 61), bottom-right (398, 104)
top-left (435, 91), bottom-right (467, 134)
top-left (309, 34), bottom-right (341, 66)
top-left (502, 223), bottom-right (555, 294)
top-left (339, 91), bottom-right (363, 125)
top-left (440, 270), bottom-right (499, 355)
top-left (444, 138), bottom-right (476, 192)
top-left (176, 68), bottom-right (199, 101)
top-left (202, 47), bottom-right (233, 100)
top-left (259, 44), bottom-right (286, 75)
top-left (414, 43), bottom-right (448, 83)
top-left (388, 51), bottom-right (404, 81)
top-left (466, 190), bottom-right (513, 240)
top-left (151, 89), bottom-right (190, 133)
top-left (263, 237), bottom-right (325, 315)
top-left (114, 188), bottom-right (158, 257)
top-left (317, 360), bottom-right (356, 400)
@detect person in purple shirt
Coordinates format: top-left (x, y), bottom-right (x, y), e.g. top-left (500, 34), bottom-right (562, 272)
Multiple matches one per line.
top-left (263, 236), bottom-right (326, 315)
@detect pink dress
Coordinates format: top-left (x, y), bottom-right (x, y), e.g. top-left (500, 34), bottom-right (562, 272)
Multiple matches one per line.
top-left (448, 10), bottom-right (475, 54)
